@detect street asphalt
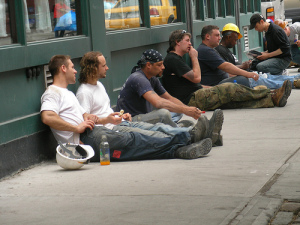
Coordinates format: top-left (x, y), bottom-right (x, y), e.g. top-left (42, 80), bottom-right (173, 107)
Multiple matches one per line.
top-left (1, 68), bottom-right (300, 225)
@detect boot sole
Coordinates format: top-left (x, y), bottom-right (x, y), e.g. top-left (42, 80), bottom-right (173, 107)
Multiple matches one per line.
top-left (208, 109), bottom-right (224, 144)
top-left (182, 138), bottom-right (212, 159)
top-left (192, 116), bottom-right (209, 143)
top-left (278, 80), bottom-right (292, 107)
top-left (175, 138), bottom-right (212, 159)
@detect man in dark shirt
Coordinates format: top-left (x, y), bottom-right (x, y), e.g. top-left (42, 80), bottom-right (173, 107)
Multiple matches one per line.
top-left (215, 24), bottom-right (251, 70)
top-left (196, 25), bottom-right (258, 86)
top-left (117, 49), bottom-right (225, 146)
top-left (216, 23), bottom-right (300, 89)
top-left (162, 29), bottom-right (292, 112)
top-left (249, 14), bottom-right (291, 75)
top-left (116, 49), bottom-right (205, 126)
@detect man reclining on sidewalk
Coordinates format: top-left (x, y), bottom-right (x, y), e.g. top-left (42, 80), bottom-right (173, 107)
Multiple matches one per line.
top-left (162, 29), bottom-right (292, 112)
top-left (76, 51), bottom-right (222, 149)
top-left (40, 55), bottom-right (212, 162)
top-left (115, 49), bottom-right (224, 146)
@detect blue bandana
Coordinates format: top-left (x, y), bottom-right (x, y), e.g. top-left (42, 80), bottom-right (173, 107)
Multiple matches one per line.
top-left (137, 49), bottom-right (163, 66)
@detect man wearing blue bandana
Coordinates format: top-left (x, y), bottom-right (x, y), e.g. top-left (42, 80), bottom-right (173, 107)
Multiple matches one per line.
top-left (116, 49), bottom-right (224, 147)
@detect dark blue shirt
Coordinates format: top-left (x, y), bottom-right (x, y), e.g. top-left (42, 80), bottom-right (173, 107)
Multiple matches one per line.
top-left (197, 43), bottom-right (229, 86)
top-left (116, 70), bottom-right (166, 116)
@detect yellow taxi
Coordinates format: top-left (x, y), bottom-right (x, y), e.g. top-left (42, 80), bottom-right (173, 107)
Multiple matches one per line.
top-left (105, 0), bottom-right (177, 30)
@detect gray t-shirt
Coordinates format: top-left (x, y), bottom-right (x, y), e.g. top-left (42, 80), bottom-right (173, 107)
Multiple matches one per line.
top-left (288, 22), bottom-right (300, 45)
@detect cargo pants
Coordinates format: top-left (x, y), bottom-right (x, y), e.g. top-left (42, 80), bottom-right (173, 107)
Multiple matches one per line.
top-left (188, 83), bottom-right (274, 111)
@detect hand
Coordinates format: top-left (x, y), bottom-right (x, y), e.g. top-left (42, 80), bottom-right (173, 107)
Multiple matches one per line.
top-left (241, 60), bottom-right (251, 70)
top-left (106, 112), bottom-right (122, 125)
top-left (84, 113), bottom-right (98, 123)
top-left (184, 106), bottom-right (204, 120)
top-left (296, 40), bottom-right (300, 47)
top-left (188, 46), bottom-right (198, 59)
top-left (256, 52), bottom-right (269, 61)
top-left (121, 113), bottom-right (132, 121)
top-left (76, 120), bottom-right (95, 133)
top-left (249, 72), bottom-right (259, 81)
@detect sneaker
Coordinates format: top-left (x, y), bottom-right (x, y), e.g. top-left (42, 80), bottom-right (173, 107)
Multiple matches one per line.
top-left (294, 79), bottom-right (300, 89)
top-left (271, 80), bottom-right (292, 107)
top-left (253, 85), bottom-right (268, 90)
top-left (206, 109), bottom-right (224, 146)
top-left (177, 120), bottom-right (195, 128)
top-left (175, 138), bottom-right (212, 159)
top-left (189, 116), bottom-right (209, 143)
top-left (282, 69), bottom-right (289, 76)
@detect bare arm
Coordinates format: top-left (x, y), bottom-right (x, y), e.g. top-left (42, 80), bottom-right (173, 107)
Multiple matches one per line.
top-left (143, 91), bottom-right (203, 120)
top-left (257, 48), bottom-right (283, 61)
top-left (182, 46), bottom-right (201, 83)
top-left (219, 62), bottom-right (259, 81)
top-left (160, 92), bottom-right (186, 106)
top-left (96, 112), bottom-right (122, 125)
top-left (41, 110), bottom-right (95, 133)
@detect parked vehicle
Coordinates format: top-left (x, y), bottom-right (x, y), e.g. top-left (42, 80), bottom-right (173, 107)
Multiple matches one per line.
top-left (105, 0), bottom-right (177, 30)
top-left (285, 0), bottom-right (300, 23)
top-left (261, 0), bottom-right (285, 21)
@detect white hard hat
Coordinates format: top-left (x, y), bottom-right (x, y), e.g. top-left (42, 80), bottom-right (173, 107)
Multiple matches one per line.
top-left (56, 144), bottom-right (95, 170)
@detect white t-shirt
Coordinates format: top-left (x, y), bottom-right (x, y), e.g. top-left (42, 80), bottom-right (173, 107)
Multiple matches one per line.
top-left (40, 85), bottom-right (86, 144)
top-left (76, 81), bottom-right (115, 129)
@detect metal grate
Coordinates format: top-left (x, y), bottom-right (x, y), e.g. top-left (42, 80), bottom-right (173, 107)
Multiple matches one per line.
top-left (243, 26), bottom-right (249, 51)
top-left (44, 65), bottom-right (53, 89)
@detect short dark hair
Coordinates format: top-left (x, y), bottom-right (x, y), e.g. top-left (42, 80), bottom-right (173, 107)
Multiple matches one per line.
top-left (167, 29), bottom-right (191, 53)
top-left (79, 51), bottom-right (103, 84)
top-left (201, 25), bottom-right (219, 40)
top-left (48, 55), bottom-right (70, 77)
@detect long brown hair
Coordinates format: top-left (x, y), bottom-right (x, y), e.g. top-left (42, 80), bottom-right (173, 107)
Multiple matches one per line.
top-left (167, 30), bottom-right (191, 53)
top-left (79, 51), bottom-right (103, 84)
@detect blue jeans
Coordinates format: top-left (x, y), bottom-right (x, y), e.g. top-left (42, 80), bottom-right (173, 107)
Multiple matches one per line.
top-left (256, 57), bottom-right (290, 75)
top-left (170, 112), bottom-right (183, 123)
top-left (80, 126), bottom-right (190, 162)
top-left (219, 75), bottom-right (251, 87)
top-left (132, 108), bottom-right (177, 127)
top-left (249, 74), bottom-right (300, 89)
top-left (113, 120), bottom-right (190, 138)
top-left (291, 45), bottom-right (300, 65)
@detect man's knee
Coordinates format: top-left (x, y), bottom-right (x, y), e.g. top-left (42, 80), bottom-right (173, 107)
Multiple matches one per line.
top-left (155, 109), bottom-right (172, 121)
top-left (256, 62), bottom-right (264, 72)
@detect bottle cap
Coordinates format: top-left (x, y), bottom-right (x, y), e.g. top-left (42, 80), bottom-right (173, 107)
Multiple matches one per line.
top-left (101, 135), bottom-right (107, 142)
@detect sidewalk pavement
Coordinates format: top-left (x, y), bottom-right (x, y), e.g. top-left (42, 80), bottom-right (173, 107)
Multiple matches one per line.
top-left (1, 68), bottom-right (300, 225)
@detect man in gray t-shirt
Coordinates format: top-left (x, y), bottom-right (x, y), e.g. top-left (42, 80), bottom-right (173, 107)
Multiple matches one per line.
top-left (284, 22), bottom-right (300, 69)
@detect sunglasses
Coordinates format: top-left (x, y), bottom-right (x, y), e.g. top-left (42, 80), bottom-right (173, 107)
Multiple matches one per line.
top-left (181, 30), bottom-right (187, 34)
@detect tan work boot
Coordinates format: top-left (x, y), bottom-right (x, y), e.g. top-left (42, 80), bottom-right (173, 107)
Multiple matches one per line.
top-left (294, 79), bottom-right (300, 89)
top-left (253, 85), bottom-right (268, 90)
top-left (271, 80), bottom-right (292, 107)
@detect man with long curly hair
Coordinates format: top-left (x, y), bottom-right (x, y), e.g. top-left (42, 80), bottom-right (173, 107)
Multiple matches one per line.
top-left (40, 54), bottom-right (213, 161)
top-left (76, 51), bottom-right (217, 152)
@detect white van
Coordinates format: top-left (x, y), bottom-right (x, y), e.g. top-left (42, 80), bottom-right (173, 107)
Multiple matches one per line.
top-left (261, 0), bottom-right (285, 21)
top-left (285, 0), bottom-right (300, 23)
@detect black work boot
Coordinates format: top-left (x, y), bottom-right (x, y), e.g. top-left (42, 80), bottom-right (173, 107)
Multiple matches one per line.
top-left (175, 138), bottom-right (212, 159)
top-left (189, 116), bottom-right (209, 143)
top-left (206, 109), bottom-right (224, 146)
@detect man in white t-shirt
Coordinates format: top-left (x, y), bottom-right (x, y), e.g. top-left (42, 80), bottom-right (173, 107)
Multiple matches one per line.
top-left (40, 55), bottom-right (212, 161)
top-left (77, 51), bottom-right (219, 141)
